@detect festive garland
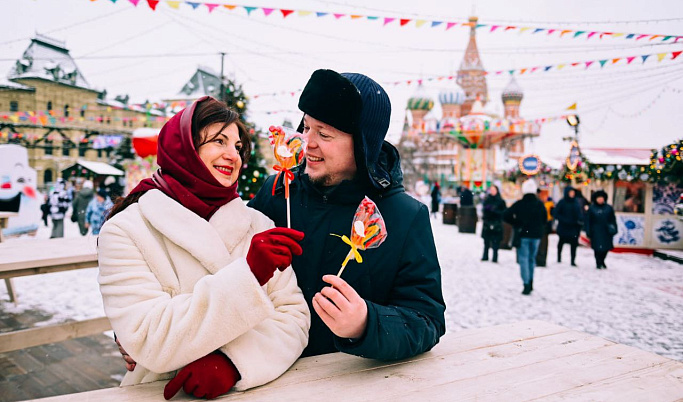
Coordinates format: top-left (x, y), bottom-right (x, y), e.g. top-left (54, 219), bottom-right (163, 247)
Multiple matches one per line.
top-left (648, 139), bottom-right (683, 184)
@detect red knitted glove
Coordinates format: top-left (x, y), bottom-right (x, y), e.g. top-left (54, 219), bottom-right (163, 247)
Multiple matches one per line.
top-left (246, 227), bottom-right (304, 285)
top-left (164, 352), bottom-right (240, 400)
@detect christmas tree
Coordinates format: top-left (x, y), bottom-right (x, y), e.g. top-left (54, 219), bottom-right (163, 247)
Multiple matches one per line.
top-left (222, 78), bottom-right (268, 200)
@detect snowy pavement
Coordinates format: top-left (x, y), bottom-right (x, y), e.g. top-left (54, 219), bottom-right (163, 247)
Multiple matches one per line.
top-left (1, 212), bottom-right (681, 362)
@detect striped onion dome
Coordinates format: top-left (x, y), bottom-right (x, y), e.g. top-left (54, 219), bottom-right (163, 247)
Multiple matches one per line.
top-left (502, 75), bottom-right (524, 103)
top-left (407, 85), bottom-right (434, 111)
top-left (438, 86), bottom-right (466, 105)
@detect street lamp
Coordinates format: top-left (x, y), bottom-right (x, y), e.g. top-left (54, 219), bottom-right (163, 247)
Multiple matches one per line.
top-left (566, 114), bottom-right (580, 137)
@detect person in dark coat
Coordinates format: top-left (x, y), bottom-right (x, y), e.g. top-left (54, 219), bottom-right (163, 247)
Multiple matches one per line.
top-left (481, 185), bottom-right (506, 262)
top-left (585, 190), bottom-right (617, 269)
top-left (72, 180), bottom-right (94, 235)
top-left (460, 186), bottom-right (474, 206)
top-left (553, 186), bottom-right (583, 266)
top-left (249, 69), bottom-right (446, 360)
top-left (430, 181), bottom-right (441, 218)
top-left (503, 179), bottom-right (547, 295)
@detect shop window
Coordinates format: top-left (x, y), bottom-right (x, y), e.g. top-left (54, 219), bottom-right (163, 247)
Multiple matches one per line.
top-left (10, 101), bottom-right (19, 112)
top-left (44, 139), bottom-right (53, 156)
top-left (47, 101), bottom-right (53, 111)
top-left (78, 143), bottom-right (87, 157)
top-left (43, 169), bottom-right (53, 185)
top-left (80, 108), bottom-right (85, 118)
top-left (64, 104), bottom-right (70, 117)
top-left (613, 181), bottom-right (645, 213)
top-left (62, 144), bottom-right (71, 157)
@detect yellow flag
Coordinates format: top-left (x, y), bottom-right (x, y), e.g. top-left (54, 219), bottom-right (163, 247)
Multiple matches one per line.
top-left (166, 1), bottom-right (180, 9)
top-left (657, 53), bottom-right (667, 62)
top-left (297, 10), bottom-right (313, 16)
top-left (415, 19), bottom-right (427, 28)
top-left (566, 103), bottom-right (577, 110)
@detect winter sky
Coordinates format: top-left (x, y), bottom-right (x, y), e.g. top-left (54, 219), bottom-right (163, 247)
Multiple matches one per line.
top-left (1, 0), bottom-right (682, 159)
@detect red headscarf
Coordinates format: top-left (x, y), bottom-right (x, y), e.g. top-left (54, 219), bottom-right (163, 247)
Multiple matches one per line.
top-left (130, 96), bottom-right (240, 220)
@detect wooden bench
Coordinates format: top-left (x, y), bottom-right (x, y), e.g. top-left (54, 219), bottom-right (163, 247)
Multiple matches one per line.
top-left (0, 236), bottom-right (111, 353)
top-left (37, 320), bottom-right (683, 401)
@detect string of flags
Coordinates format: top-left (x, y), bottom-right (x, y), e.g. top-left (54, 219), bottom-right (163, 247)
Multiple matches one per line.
top-left (0, 110), bottom-right (169, 125)
top-left (90, 0), bottom-right (683, 43)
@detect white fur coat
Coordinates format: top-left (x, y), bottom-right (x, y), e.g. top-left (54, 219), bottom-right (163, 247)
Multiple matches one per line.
top-left (97, 190), bottom-right (310, 391)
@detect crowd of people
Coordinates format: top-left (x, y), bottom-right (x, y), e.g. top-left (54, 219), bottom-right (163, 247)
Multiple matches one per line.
top-left (40, 177), bottom-right (117, 238)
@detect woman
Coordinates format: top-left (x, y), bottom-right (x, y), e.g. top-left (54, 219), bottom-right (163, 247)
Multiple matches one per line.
top-left (430, 181), bottom-right (441, 218)
top-left (481, 185), bottom-right (506, 262)
top-left (97, 97), bottom-right (310, 400)
top-left (585, 190), bottom-right (617, 269)
top-left (553, 186), bottom-right (583, 266)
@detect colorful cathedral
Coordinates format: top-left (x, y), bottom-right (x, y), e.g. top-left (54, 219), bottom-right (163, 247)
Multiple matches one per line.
top-left (398, 16), bottom-right (541, 192)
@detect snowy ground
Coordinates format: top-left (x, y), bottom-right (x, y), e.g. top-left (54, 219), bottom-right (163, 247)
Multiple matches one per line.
top-left (1, 211), bottom-right (682, 361)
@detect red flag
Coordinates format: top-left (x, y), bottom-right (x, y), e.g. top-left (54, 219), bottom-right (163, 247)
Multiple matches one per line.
top-left (280, 9), bottom-right (294, 18)
top-left (146, 0), bottom-right (158, 10)
top-left (672, 51), bottom-right (682, 60)
top-left (400, 19), bottom-right (411, 26)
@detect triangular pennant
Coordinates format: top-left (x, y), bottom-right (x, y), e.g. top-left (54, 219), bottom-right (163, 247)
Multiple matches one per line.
top-left (400, 19), bottom-right (411, 26)
top-left (366, 16), bottom-right (379, 20)
top-left (297, 10), bottom-right (312, 16)
top-left (110, 0), bottom-right (118, 3)
top-left (187, 2), bottom-right (200, 10)
top-left (636, 34), bottom-right (648, 40)
top-left (657, 53), bottom-right (667, 62)
top-left (262, 7), bottom-right (274, 16)
top-left (626, 56), bottom-right (636, 64)
top-left (333, 13), bottom-right (346, 19)
top-left (167, 1), bottom-right (180, 9)
top-left (519, 27), bottom-right (531, 34)
top-left (508, 70), bottom-right (514, 75)
top-left (384, 17), bottom-right (395, 25)
top-left (612, 33), bottom-right (625, 38)
top-left (625, 33), bottom-right (635, 39)
top-left (641, 54), bottom-right (650, 63)
top-left (505, 26), bottom-right (516, 31)
top-left (560, 29), bottom-right (572, 37)
top-left (649, 35), bottom-right (662, 41)
top-left (520, 68), bottom-right (527, 74)
top-left (533, 28), bottom-right (544, 34)
top-left (544, 66), bottom-right (552, 71)
top-left (129, 0), bottom-right (140, 6)
top-left (415, 19), bottom-right (427, 27)
top-left (495, 71), bottom-right (503, 75)
top-left (587, 31), bottom-right (598, 39)
top-left (574, 31), bottom-right (585, 38)
top-left (612, 58), bottom-right (621, 64)
top-left (223, 5), bottom-right (237, 10)
top-left (475, 24), bottom-right (486, 29)
top-left (446, 22), bottom-right (457, 30)
top-left (316, 12), bottom-right (328, 17)
top-left (244, 6), bottom-right (256, 14)
top-left (672, 51), bottom-right (682, 60)
top-left (280, 9), bottom-right (294, 18)
top-left (557, 64), bottom-right (566, 70)
top-left (662, 36), bottom-right (672, 41)
top-left (547, 29), bottom-right (556, 35)
top-left (431, 21), bottom-right (443, 27)
top-left (350, 15), bottom-right (363, 20)
top-left (530, 67), bottom-right (540, 73)
top-left (490, 25), bottom-right (500, 32)
top-left (570, 62), bottom-right (580, 67)
top-left (205, 3), bottom-right (219, 13)
top-left (599, 60), bottom-right (607, 67)
top-left (146, 0), bottom-right (158, 10)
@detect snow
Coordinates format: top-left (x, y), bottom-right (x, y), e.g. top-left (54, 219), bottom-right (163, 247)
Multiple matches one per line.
top-left (1, 209), bottom-right (681, 362)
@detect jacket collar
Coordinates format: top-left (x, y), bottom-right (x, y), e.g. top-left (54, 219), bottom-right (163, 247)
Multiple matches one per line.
top-left (138, 190), bottom-right (251, 274)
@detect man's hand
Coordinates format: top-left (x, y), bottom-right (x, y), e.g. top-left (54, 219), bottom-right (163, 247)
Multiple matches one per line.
top-left (115, 336), bottom-right (137, 371)
top-left (312, 275), bottom-right (368, 339)
top-left (163, 352), bottom-right (240, 400)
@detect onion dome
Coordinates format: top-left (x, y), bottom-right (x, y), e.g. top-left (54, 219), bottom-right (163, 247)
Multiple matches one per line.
top-left (407, 85), bottom-right (434, 111)
top-left (438, 85), bottom-right (466, 106)
top-left (501, 75), bottom-right (524, 103)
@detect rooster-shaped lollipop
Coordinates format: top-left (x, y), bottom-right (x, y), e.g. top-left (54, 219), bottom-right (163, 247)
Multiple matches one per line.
top-left (268, 125), bottom-right (306, 228)
top-left (332, 196), bottom-right (388, 277)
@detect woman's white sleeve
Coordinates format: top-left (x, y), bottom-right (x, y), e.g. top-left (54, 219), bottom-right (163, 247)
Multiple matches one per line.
top-left (97, 222), bottom-right (275, 374)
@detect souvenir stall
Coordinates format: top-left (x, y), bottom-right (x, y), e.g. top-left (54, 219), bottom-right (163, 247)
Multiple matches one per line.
top-left (567, 144), bottom-right (683, 253)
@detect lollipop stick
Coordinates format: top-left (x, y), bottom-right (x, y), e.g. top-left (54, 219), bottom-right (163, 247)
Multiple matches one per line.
top-left (336, 250), bottom-right (353, 277)
top-left (287, 196), bottom-right (291, 228)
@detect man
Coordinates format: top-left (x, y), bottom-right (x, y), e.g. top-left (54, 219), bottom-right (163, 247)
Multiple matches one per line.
top-left (117, 70), bottom-right (445, 375)
top-left (503, 179), bottom-right (547, 295)
top-left (249, 69), bottom-right (445, 360)
top-left (553, 186), bottom-right (583, 267)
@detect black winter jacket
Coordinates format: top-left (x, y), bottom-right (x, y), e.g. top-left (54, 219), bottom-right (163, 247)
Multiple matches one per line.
top-left (553, 187), bottom-right (583, 238)
top-left (503, 194), bottom-right (547, 239)
top-left (585, 203), bottom-right (616, 252)
top-left (481, 195), bottom-right (506, 240)
top-left (248, 142), bottom-right (446, 361)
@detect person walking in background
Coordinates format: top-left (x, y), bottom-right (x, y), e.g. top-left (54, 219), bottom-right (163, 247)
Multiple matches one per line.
top-left (535, 190), bottom-right (554, 267)
top-left (481, 185), bottom-right (506, 262)
top-left (554, 186), bottom-right (583, 267)
top-left (72, 180), bottom-right (94, 236)
top-left (431, 181), bottom-right (441, 218)
top-left (48, 178), bottom-right (71, 238)
top-left (585, 190), bottom-right (617, 269)
top-left (40, 193), bottom-right (50, 227)
top-left (503, 179), bottom-right (547, 295)
top-left (85, 188), bottom-right (113, 235)
top-left (460, 186), bottom-right (474, 207)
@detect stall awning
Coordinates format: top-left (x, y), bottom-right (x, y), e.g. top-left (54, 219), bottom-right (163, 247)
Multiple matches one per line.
top-left (62, 160), bottom-right (124, 177)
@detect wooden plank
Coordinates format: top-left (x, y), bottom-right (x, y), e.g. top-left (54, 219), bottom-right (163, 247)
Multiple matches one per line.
top-left (538, 360), bottom-right (683, 401)
top-left (0, 260), bottom-right (99, 280)
top-left (0, 237), bottom-right (98, 273)
top-left (0, 317), bottom-right (111, 353)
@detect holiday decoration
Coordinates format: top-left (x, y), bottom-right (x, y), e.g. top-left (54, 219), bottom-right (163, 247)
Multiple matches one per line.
top-left (331, 197), bottom-right (388, 277)
top-left (518, 154), bottom-right (542, 175)
top-left (647, 139), bottom-right (683, 184)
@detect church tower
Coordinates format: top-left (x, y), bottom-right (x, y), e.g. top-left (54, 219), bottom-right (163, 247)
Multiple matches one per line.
top-left (456, 16), bottom-right (488, 116)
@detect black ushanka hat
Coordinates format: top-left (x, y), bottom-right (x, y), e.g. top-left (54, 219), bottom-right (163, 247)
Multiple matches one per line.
top-left (298, 69), bottom-right (392, 190)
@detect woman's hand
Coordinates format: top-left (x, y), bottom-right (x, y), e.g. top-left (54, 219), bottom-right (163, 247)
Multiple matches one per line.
top-left (246, 228), bottom-right (304, 285)
top-left (115, 335), bottom-right (137, 371)
top-left (164, 352), bottom-right (240, 400)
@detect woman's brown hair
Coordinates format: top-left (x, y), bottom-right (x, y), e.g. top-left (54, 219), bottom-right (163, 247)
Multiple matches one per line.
top-left (107, 98), bottom-right (251, 220)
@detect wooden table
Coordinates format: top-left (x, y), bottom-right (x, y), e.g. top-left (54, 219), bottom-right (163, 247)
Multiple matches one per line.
top-left (0, 236), bottom-right (111, 353)
top-left (37, 320), bottom-right (683, 401)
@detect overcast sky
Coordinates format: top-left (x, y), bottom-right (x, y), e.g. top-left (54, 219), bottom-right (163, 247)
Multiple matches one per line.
top-left (2, 0), bottom-right (682, 159)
